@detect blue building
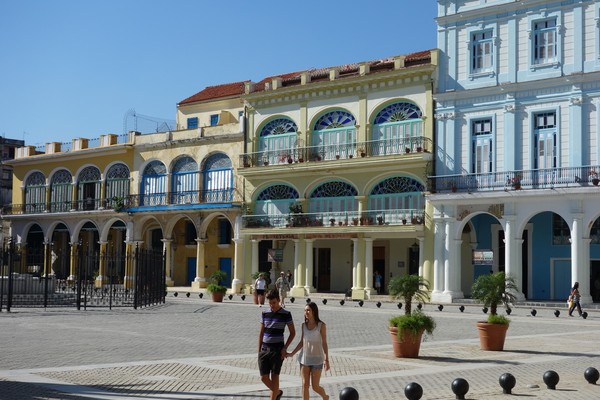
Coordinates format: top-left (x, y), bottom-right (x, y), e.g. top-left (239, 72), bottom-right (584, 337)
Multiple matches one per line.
top-left (431, 0), bottom-right (600, 303)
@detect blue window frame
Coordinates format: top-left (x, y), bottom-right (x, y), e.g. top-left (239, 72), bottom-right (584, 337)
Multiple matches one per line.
top-left (187, 117), bottom-right (198, 129)
top-left (471, 30), bottom-right (494, 73)
top-left (533, 19), bottom-right (557, 65)
top-left (210, 114), bottom-right (219, 126)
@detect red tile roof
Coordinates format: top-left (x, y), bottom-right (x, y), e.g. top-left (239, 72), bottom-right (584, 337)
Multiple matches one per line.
top-left (178, 50), bottom-right (433, 105)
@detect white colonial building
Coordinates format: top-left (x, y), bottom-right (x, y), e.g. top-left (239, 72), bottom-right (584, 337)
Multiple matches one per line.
top-left (431, 0), bottom-right (600, 304)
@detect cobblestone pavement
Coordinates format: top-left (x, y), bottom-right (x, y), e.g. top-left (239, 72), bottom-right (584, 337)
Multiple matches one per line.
top-left (1, 295), bottom-right (600, 399)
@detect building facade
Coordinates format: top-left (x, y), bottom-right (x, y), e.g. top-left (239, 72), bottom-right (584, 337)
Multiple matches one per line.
top-left (0, 136), bottom-right (24, 245)
top-left (239, 51), bottom-right (438, 299)
top-left (432, 0), bottom-right (600, 303)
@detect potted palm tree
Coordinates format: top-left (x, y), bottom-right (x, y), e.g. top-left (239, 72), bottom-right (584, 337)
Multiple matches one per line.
top-left (207, 270), bottom-right (228, 302)
top-left (470, 271), bottom-right (517, 351)
top-left (388, 274), bottom-right (435, 358)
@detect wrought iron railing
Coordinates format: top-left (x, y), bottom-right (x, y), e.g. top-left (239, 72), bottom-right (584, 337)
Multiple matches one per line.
top-left (239, 137), bottom-right (432, 168)
top-left (431, 165), bottom-right (600, 193)
top-left (242, 209), bottom-right (425, 229)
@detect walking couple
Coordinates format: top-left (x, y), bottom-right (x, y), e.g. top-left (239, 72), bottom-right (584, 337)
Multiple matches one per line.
top-left (258, 289), bottom-right (330, 400)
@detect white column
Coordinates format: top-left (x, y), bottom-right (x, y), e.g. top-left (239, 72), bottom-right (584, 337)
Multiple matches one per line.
top-left (304, 239), bottom-right (315, 293)
top-left (571, 215), bottom-right (591, 303)
top-left (232, 238), bottom-right (244, 293)
top-left (504, 216), bottom-right (525, 300)
top-left (432, 220), bottom-right (445, 300)
top-left (442, 218), bottom-right (463, 301)
top-left (364, 238), bottom-right (374, 293)
top-left (161, 239), bottom-right (174, 286)
top-left (417, 237), bottom-right (424, 278)
top-left (193, 238), bottom-right (207, 287)
top-left (251, 239), bottom-right (259, 277)
top-left (351, 238), bottom-right (359, 289)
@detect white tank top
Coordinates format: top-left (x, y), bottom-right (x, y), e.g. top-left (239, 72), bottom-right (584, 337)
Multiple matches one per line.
top-left (299, 322), bottom-right (324, 366)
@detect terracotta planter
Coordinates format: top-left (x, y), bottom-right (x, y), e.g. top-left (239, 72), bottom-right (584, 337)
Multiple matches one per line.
top-left (211, 292), bottom-right (225, 303)
top-left (389, 327), bottom-right (424, 358)
top-left (477, 322), bottom-right (509, 351)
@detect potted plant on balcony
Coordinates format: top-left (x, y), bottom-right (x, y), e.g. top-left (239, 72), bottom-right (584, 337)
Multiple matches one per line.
top-left (358, 147), bottom-right (366, 158)
top-left (207, 270), bottom-right (228, 302)
top-left (590, 169), bottom-right (599, 186)
top-left (510, 174), bottom-right (522, 190)
top-left (388, 274), bottom-right (435, 358)
top-left (471, 271), bottom-right (517, 351)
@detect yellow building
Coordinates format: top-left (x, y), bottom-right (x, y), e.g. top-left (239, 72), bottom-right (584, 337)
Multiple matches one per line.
top-left (238, 50), bottom-right (438, 299)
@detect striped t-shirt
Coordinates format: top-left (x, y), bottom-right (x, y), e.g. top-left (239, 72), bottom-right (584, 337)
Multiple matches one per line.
top-left (261, 307), bottom-right (293, 348)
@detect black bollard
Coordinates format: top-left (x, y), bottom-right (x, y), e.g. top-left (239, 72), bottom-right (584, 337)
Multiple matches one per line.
top-left (340, 299), bottom-right (345, 306)
top-left (451, 378), bottom-right (469, 400)
top-left (506, 307), bottom-right (512, 315)
top-left (397, 302), bottom-right (403, 309)
top-left (582, 311), bottom-right (588, 319)
top-left (554, 309), bottom-right (560, 317)
top-left (459, 305), bottom-right (465, 312)
top-left (499, 372), bottom-right (516, 394)
top-left (173, 292), bottom-right (178, 297)
top-left (199, 292), bottom-right (203, 298)
top-left (290, 297), bottom-right (295, 303)
top-left (358, 300), bottom-right (364, 307)
top-left (306, 298), bottom-right (311, 304)
top-left (438, 304), bottom-right (444, 311)
top-left (322, 299), bottom-right (328, 305)
top-left (482, 307), bottom-right (488, 314)
top-left (339, 386), bottom-right (359, 400)
top-left (530, 309), bottom-right (537, 317)
top-left (404, 382), bottom-right (423, 400)
top-left (543, 370), bottom-right (559, 390)
top-left (376, 301), bottom-right (382, 308)
top-left (228, 294), bottom-right (233, 300)
top-left (417, 303), bottom-right (423, 310)
top-left (241, 295), bottom-right (246, 301)
top-left (584, 367), bottom-right (600, 384)
top-left (186, 292), bottom-right (190, 298)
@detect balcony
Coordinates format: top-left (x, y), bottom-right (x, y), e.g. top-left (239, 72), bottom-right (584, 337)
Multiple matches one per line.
top-left (431, 166), bottom-right (600, 193)
top-left (242, 209), bottom-right (425, 229)
top-left (239, 137), bottom-right (432, 168)
top-left (1, 189), bottom-right (236, 216)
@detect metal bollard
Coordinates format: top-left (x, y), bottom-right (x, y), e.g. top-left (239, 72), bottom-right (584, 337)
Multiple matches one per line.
top-left (584, 367), bottom-right (599, 384)
top-left (543, 370), bottom-right (559, 390)
top-left (404, 382), bottom-right (423, 400)
top-left (451, 378), bottom-right (469, 400)
top-left (499, 372), bottom-right (516, 394)
top-left (339, 386), bottom-right (359, 400)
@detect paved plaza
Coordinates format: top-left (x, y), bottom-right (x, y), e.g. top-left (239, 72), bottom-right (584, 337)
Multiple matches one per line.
top-left (1, 294), bottom-right (600, 400)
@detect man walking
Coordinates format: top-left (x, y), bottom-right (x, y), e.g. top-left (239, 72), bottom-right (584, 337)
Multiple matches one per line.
top-left (258, 289), bottom-right (296, 400)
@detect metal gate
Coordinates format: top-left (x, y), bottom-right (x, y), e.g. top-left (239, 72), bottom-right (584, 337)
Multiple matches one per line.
top-left (1, 240), bottom-right (165, 311)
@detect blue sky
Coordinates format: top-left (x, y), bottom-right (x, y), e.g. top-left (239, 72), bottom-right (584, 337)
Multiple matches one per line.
top-left (0, 1), bottom-right (438, 146)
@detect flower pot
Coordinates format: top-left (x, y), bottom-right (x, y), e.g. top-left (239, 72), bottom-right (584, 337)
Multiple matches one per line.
top-left (389, 327), bottom-right (424, 358)
top-left (512, 183), bottom-right (521, 190)
top-left (211, 292), bottom-right (225, 303)
top-left (477, 321), bottom-right (509, 351)
top-left (360, 152), bottom-right (366, 158)
top-left (593, 178), bottom-right (599, 186)
top-left (287, 157), bottom-right (293, 164)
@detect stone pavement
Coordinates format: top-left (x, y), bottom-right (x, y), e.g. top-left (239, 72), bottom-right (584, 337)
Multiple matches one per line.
top-left (1, 295), bottom-right (600, 400)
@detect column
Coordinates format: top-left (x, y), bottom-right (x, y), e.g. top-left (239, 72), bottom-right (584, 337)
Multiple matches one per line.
top-left (191, 238), bottom-right (207, 290)
top-left (417, 237), bottom-right (425, 278)
top-left (442, 218), bottom-right (463, 301)
top-left (290, 238), bottom-right (306, 297)
top-left (161, 239), bottom-right (174, 286)
top-left (68, 242), bottom-right (79, 282)
top-left (351, 238), bottom-right (365, 300)
top-left (304, 239), bottom-right (315, 293)
top-left (96, 241), bottom-right (108, 287)
top-left (43, 240), bottom-right (51, 277)
top-left (364, 238), bottom-right (374, 295)
top-left (571, 215), bottom-right (591, 302)
top-left (232, 238), bottom-right (244, 293)
top-left (504, 216), bottom-right (525, 300)
top-left (251, 239), bottom-right (259, 277)
top-left (431, 219), bottom-right (445, 302)
top-left (123, 241), bottom-right (136, 289)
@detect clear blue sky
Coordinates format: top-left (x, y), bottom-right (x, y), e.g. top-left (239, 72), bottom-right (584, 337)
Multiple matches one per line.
top-left (0, 1), bottom-right (437, 147)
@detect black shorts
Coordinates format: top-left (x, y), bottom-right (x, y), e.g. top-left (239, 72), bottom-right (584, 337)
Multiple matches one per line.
top-left (258, 346), bottom-right (284, 376)
top-left (256, 289), bottom-right (265, 295)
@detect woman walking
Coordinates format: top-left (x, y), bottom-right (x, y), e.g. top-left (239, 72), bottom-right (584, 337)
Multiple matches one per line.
top-left (255, 273), bottom-right (267, 306)
top-left (569, 281), bottom-right (583, 317)
top-left (287, 302), bottom-right (330, 400)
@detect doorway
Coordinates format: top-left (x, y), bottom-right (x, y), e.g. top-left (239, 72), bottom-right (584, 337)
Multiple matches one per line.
top-left (374, 246), bottom-right (385, 294)
top-left (317, 248), bottom-right (330, 291)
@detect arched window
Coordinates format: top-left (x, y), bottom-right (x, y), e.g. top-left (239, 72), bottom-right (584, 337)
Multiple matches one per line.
top-left (141, 160), bottom-right (167, 206)
top-left (172, 156), bottom-right (198, 204)
top-left (77, 166), bottom-right (101, 210)
top-left (372, 102), bottom-right (424, 155)
top-left (202, 153), bottom-right (233, 203)
top-left (312, 110), bottom-right (356, 160)
top-left (25, 172), bottom-right (46, 213)
top-left (369, 176), bottom-right (425, 224)
top-left (50, 169), bottom-right (72, 213)
top-left (259, 118), bottom-right (298, 165)
top-left (309, 181), bottom-right (357, 223)
top-left (106, 163), bottom-right (130, 208)
top-left (255, 185), bottom-right (299, 227)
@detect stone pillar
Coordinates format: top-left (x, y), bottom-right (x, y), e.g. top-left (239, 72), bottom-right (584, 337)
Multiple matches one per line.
top-left (290, 238), bottom-right (306, 297)
top-left (431, 219), bottom-right (445, 302)
top-left (161, 239), bottom-right (174, 287)
top-left (418, 237), bottom-right (425, 278)
top-left (304, 239), bottom-right (315, 293)
top-left (251, 239), bottom-right (259, 277)
top-left (571, 215), bottom-right (591, 303)
top-left (440, 218), bottom-right (464, 301)
top-left (351, 238), bottom-right (365, 300)
top-left (232, 238), bottom-right (244, 293)
top-left (95, 241), bottom-right (108, 287)
top-left (191, 238), bottom-right (207, 290)
top-left (364, 238), bottom-right (374, 296)
top-left (68, 242), bottom-right (79, 282)
top-left (504, 216), bottom-right (525, 300)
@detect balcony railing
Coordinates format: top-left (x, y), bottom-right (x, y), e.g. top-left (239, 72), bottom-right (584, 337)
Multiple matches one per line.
top-left (432, 165), bottom-right (600, 193)
top-left (240, 137), bottom-right (432, 168)
top-left (1, 189), bottom-right (235, 215)
top-left (242, 209), bottom-right (425, 229)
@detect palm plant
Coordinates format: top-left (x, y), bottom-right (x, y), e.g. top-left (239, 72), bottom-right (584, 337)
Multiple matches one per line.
top-left (388, 274), bottom-right (431, 316)
top-left (471, 272), bottom-right (517, 318)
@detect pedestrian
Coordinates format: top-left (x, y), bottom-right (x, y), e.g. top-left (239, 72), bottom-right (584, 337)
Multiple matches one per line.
top-left (374, 270), bottom-right (382, 295)
top-left (287, 302), bottom-right (330, 400)
top-left (568, 281), bottom-right (583, 317)
top-left (286, 269), bottom-right (293, 287)
top-left (258, 289), bottom-right (296, 400)
top-left (275, 271), bottom-right (290, 307)
top-left (255, 273), bottom-right (267, 306)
